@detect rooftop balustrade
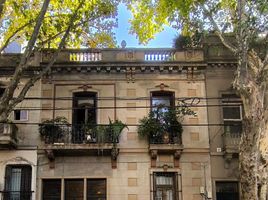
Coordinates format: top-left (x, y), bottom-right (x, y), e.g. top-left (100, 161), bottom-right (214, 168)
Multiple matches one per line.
top-left (40, 48), bottom-right (204, 63)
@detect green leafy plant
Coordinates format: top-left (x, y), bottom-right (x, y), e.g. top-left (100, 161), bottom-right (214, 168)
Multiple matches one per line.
top-left (39, 116), bottom-right (70, 144)
top-left (107, 118), bottom-right (128, 145)
top-left (138, 104), bottom-right (195, 144)
top-left (137, 110), bottom-right (164, 139)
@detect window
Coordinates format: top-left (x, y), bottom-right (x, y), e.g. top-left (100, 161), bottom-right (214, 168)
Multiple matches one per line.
top-left (4, 165), bottom-right (32, 200)
top-left (65, 179), bottom-right (84, 200)
top-left (153, 172), bottom-right (178, 200)
top-left (222, 94), bottom-right (242, 135)
top-left (151, 91), bottom-right (175, 112)
top-left (43, 179), bottom-right (61, 200)
top-left (14, 110), bottom-right (28, 121)
top-left (87, 179), bottom-right (106, 200)
top-left (72, 92), bottom-right (97, 143)
top-left (216, 181), bottom-right (239, 200)
top-left (73, 92), bottom-right (97, 124)
top-left (42, 179), bottom-right (107, 200)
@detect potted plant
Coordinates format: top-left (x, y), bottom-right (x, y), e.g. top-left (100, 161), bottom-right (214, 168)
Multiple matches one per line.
top-left (39, 116), bottom-right (70, 144)
top-left (138, 104), bottom-right (194, 144)
top-left (163, 108), bottom-right (183, 144)
top-left (137, 109), bottom-right (164, 143)
top-left (106, 118), bottom-right (128, 145)
top-left (83, 121), bottom-right (97, 143)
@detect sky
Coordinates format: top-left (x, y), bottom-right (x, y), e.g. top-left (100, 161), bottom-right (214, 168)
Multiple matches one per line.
top-left (114, 3), bottom-right (178, 48)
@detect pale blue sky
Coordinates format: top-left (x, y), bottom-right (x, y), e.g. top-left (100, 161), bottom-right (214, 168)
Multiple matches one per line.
top-left (114, 3), bottom-right (178, 48)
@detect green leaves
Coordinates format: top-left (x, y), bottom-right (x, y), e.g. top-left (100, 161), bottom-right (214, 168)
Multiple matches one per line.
top-left (126, 0), bottom-right (267, 46)
top-left (0, 0), bottom-right (119, 51)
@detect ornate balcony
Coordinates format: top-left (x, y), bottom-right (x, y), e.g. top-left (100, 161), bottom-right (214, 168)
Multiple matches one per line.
top-left (222, 127), bottom-right (241, 155)
top-left (149, 133), bottom-right (183, 153)
top-left (40, 124), bottom-right (121, 168)
top-left (149, 133), bottom-right (183, 168)
top-left (0, 123), bottom-right (18, 149)
top-left (222, 126), bottom-right (241, 167)
top-left (223, 132), bottom-right (240, 153)
top-left (41, 124), bottom-right (119, 154)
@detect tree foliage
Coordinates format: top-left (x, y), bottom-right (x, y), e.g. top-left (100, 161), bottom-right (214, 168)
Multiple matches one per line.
top-left (0, 0), bottom-right (118, 51)
top-left (127, 0), bottom-right (268, 200)
top-left (0, 0), bottom-right (119, 122)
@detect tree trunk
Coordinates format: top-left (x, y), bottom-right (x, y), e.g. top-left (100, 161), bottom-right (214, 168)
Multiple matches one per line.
top-left (234, 47), bottom-right (268, 200)
top-left (239, 117), bottom-right (260, 200)
top-left (259, 184), bottom-right (267, 200)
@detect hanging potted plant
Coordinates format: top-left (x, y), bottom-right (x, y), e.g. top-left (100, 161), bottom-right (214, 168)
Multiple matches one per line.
top-left (39, 116), bottom-right (70, 144)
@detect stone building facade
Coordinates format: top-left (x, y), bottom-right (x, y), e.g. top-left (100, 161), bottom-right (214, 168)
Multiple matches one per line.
top-left (0, 38), bottom-right (241, 200)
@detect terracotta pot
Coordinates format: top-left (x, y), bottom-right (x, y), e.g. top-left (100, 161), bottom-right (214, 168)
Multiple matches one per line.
top-left (162, 132), bottom-right (170, 144)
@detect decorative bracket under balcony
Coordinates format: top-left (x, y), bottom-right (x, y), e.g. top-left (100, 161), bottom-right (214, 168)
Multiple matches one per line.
top-left (222, 131), bottom-right (240, 168)
top-left (149, 148), bottom-right (183, 168)
top-left (43, 144), bottom-right (119, 169)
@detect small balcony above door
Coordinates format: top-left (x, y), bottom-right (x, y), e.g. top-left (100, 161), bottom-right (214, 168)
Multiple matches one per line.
top-left (0, 123), bottom-right (18, 149)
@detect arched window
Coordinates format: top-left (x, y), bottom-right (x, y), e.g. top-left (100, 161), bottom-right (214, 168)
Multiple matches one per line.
top-left (4, 165), bottom-right (32, 200)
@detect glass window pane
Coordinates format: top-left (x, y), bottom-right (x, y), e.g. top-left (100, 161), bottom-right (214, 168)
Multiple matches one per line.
top-left (87, 179), bottom-right (106, 200)
top-left (154, 173), bottom-right (176, 200)
top-left (65, 179), bottom-right (84, 200)
top-left (224, 121), bottom-right (242, 135)
top-left (223, 106), bottom-right (241, 119)
top-left (151, 91), bottom-right (174, 114)
top-left (4, 166), bottom-right (32, 200)
top-left (78, 99), bottom-right (94, 106)
top-left (20, 110), bottom-right (28, 120)
top-left (11, 168), bottom-right (22, 191)
top-left (156, 176), bottom-right (173, 185)
top-left (43, 179), bottom-right (61, 200)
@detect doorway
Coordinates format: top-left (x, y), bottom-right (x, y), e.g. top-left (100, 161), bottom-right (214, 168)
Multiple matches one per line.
top-left (72, 92), bottom-right (97, 143)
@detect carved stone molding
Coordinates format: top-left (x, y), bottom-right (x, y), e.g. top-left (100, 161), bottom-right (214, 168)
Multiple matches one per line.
top-left (174, 150), bottom-right (183, 168)
top-left (45, 149), bottom-right (55, 169)
top-left (111, 148), bottom-right (119, 169)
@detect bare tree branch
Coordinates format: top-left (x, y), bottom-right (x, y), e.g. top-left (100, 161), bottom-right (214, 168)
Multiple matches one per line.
top-left (1, 0), bottom-right (50, 108)
top-left (0, 21), bottom-right (34, 53)
top-left (200, 4), bottom-right (238, 54)
top-left (9, 1), bottom-right (84, 109)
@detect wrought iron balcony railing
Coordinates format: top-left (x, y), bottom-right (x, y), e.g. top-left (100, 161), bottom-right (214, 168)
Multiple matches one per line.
top-left (40, 124), bottom-right (119, 145)
top-left (0, 191), bottom-right (33, 200)
top-left (149, 132), bottom-right (182, 145)
top-left (222, 125), bottom-right (241, 153)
